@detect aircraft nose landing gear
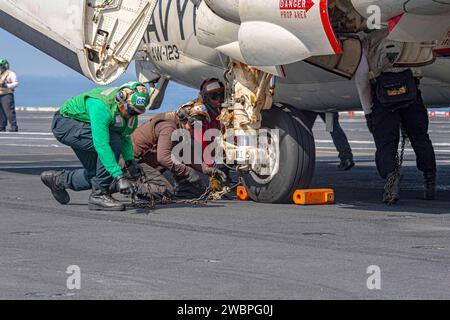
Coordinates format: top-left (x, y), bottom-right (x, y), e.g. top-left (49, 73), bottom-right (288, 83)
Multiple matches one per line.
top-left (218, 60), bottom-right (316, 203)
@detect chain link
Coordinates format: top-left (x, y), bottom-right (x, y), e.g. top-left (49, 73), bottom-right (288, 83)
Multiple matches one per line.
top-left (384, 127), bottom-right (408, 205)
top-left (130, 178), bottom-right (241, 210)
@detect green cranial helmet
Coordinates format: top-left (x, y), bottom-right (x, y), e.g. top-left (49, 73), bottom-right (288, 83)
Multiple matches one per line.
top-left (0, 59), bottom-right (9, 70)
top-left (120, 81), bottom-right (147, 92)
top-left (129, 91), bottom-right (150, 113)
top-left (118, 82), bottom-right (150, 115)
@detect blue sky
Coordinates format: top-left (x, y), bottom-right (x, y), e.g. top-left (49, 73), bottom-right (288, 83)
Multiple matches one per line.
top-left (0, 28), bottom-right (196, 108)
top-left (0, 28), bottom-right (98, 77)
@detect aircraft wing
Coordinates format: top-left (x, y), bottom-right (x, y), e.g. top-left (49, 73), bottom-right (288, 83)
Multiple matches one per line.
top-left (2, 0), bottom-right (450, 82)
top-left (0, 0), bottom-right (157, 84)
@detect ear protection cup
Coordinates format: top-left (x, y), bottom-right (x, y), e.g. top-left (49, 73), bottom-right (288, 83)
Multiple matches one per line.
top-left (116, 91), bottom-right (128, 105)
top-left (116, 90), bottom-right (135, 118)
top-left (176, 105), bottom-right (191, 123)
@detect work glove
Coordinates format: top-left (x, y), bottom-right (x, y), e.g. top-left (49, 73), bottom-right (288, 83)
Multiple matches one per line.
top-left (365, 114), bottom-right (373, 134)
top-left (186, 169), bottom-right (202, 184)
top-left (216, 164), bottom-right (236, 184)
top-left (125, 160), bottom-right (144, 179)
top-left (115, 175), bottom-right (133, 195)
top-left (202, 166), bottom-right (227, 183)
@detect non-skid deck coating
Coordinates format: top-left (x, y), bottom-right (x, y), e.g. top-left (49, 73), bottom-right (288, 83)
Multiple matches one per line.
top-left (0, 111), bottom-right (449, 299)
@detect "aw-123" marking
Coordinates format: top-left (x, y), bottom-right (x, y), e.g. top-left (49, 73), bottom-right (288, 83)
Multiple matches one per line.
top-left (150, 44), bottom-right (180, 62)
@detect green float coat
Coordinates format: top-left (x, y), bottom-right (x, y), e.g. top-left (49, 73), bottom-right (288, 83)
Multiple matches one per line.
top-left (59, 86), bottom-right (139, 178)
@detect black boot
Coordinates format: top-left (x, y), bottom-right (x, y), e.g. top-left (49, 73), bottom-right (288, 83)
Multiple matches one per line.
top-left (88, 189), bottom-right (125, 211)
top-left (424, 171), bottom-right (436, 200)
top-left (383, 172), bottom-right (400, 205)
top-left (337, 158), bottom-right (355, 171)
top-left (8, 127), bottom-right (18, 132)
top-left (40, 171), bottom-right (70, 205)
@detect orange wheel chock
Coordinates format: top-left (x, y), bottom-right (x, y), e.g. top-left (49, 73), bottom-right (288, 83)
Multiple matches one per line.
top-left (293, 189), bottom-right (335, 205)
top-left (237, 186), bottom-right (250, 201)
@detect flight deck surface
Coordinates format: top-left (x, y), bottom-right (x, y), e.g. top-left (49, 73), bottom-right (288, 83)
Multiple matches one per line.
top-left (1, 111), bottom-right (449, 299)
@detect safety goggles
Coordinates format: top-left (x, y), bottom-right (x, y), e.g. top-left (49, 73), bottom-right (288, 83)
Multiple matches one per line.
top-left (208, 92), bottom-right (225, 103)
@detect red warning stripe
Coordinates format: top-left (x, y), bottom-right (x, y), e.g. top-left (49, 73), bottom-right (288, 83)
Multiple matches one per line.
top-left (434, 48), bottom-right (450, 57)
top-left (280, 0), bottom-right (315, 12)
top-left (319, 0), bottom-right (342, 54)
top-left (388, 15), bottom-right (403, 33)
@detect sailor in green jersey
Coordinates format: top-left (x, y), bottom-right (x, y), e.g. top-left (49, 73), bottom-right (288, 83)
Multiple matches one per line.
top-left (40, 82), bottom-right (151, 211)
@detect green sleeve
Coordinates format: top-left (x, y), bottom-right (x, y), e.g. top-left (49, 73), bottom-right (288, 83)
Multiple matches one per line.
top-left (120, 136), bottom-right (135, 162)
top-left (86, 98), bottom-right (123, 179)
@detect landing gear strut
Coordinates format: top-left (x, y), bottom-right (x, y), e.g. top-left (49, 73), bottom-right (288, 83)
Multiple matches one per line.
top-left (218, 60), bottom-right (316, 203)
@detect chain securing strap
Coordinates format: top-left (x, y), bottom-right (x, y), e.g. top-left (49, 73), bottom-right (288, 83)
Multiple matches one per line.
top-left (384, 126), bottom-right (408, 205)
top-left (129, 174), bottom-right (241, 210)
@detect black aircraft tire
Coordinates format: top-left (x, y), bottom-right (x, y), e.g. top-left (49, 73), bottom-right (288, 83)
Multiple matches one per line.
top-left (242, 105), bottom-right (316, 203)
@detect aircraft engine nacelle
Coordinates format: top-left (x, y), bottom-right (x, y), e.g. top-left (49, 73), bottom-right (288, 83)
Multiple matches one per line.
top-left (204, 0), bottom-right (240, 23)
top-left (197, 0), bottom-right (343, 68)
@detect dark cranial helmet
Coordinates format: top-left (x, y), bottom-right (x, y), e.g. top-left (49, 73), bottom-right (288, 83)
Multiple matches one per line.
top-left (200, 78), bottom-right (225, 105)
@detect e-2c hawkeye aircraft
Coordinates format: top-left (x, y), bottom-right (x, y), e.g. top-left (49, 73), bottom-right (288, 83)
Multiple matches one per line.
top-left (1, 0), bottom-right (450, 203)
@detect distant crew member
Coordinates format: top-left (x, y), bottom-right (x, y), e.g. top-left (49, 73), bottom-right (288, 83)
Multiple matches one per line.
top-left (0, 59), bottom-right (19, 132)
top-left (313, 112), bottom-right (355, 171)
top-left (355, 29), bottom-right (437, 204)
top-left (40, 82), bottom-right (150, 211)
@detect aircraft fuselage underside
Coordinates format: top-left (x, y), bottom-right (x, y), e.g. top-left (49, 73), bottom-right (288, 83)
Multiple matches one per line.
top-left (137, 0), bottom-right (450, 112)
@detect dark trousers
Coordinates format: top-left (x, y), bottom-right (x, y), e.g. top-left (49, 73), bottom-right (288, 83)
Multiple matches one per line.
top-left (314, 112), bottom-right (353, 161)
top-left (371, 91), bottom-right (436, 179)
top-left (140, 163), bottom-right (175, 194)
top-left (0, 93), bottom-right (17, 129)
top-left (52, 113), bottom-right (122, 191)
